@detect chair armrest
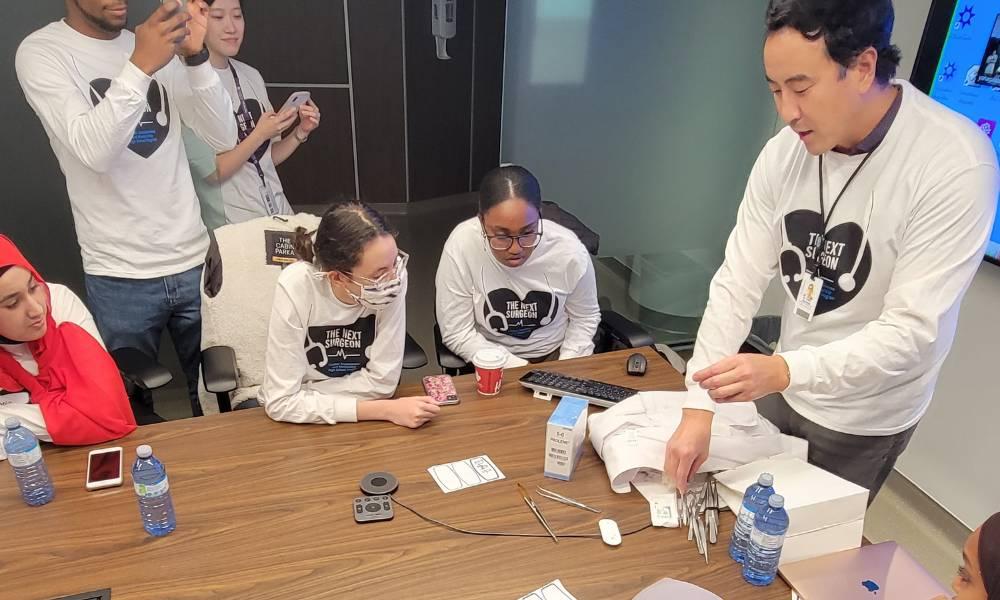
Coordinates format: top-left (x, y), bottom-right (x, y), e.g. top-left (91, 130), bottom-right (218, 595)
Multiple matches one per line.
top-left (403, 333), bottom-right (429, 370)
top-left (599, 310), bottom-right (655, 348)
top-left (433, 324), bottom-right (471, 372)
top-left (111, 347), bottom-right (173, 391)
top-left (202, 346), bottom-right (239, 394)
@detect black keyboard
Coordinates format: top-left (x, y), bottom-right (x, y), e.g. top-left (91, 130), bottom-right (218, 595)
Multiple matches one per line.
top-left (518, 370), bottom-right (639, 408)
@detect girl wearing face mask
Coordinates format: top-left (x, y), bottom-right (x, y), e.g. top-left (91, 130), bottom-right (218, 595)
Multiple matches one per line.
top-left (259, 202), bottom-right (440, 428)
top-left (200, 0), bottom-right (321, 224)
top-left (435, 165), bottom-right (601, 369)
top-left (0, 236), bottom-right (135, 460)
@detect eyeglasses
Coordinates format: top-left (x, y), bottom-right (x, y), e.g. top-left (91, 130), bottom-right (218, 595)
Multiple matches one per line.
top-left (347, 251), bottom-right (408, 289)
top-left (483, 220), bottom-right (543, 251)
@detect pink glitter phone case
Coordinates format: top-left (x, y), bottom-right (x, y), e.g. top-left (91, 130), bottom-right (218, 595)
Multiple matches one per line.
top-left (422, 375), bottom-right (460, 405)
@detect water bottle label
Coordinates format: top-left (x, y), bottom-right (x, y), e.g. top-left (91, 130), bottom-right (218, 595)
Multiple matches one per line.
top-left (750, 527), bottom-right (786, 550)
top-left (7, 444), bottom-right (42, 468)
top-left (134, 477), bottom-right (170, 498)
top-left (737, 507), bottom-right (756, 530)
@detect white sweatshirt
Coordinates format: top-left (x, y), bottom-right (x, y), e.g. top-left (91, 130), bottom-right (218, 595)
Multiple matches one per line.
top-left (436, 217), bottom-right (601, 364)
top-left (0, 285), bottom-right (102, 455)
top-left (259, 261), bottom-right (407, 424)
top-left (15, 21), bottom-right (237, 278)
top-left (686, 80), bottom-right (999, 436)
top-left (214, 59), bottom-right (292, 224)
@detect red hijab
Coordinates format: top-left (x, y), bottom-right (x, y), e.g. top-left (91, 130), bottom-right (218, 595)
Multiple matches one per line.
top-left (0, 236), bottom-right (135, 444)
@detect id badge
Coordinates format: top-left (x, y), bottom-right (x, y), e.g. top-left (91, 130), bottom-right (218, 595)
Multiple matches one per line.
top-left (259, 182), bottom-right (278, 216)
top-left (794, 271), bottom-right (823, 321)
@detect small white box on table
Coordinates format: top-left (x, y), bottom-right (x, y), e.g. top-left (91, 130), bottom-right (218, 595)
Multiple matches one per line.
top-left (544, 396), bottom-right (588, 480)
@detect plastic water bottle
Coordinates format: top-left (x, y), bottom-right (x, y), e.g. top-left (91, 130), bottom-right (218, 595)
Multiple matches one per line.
top-left (729, 472), bottom-right (775, 563)
top-left (3, 417), bottom-right (54, 506)
top-left (132, 445), bottom-right (176, 536)
top-left (743, 494), bottom-right (790, 586)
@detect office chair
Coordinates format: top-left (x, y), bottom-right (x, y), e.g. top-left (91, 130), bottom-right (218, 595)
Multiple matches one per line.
top-left (198, 214), bottom-right (428, 414)
top-left (432, 200), bottom-right (655, 375)
top-left (111, 347), bottom-right (172, 425)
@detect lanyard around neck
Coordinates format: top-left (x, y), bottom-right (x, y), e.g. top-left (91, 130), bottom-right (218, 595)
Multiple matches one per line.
top-left (228, 61), bottom-right (277, 214)
top-left (813, 151), bottom-right (874, 276)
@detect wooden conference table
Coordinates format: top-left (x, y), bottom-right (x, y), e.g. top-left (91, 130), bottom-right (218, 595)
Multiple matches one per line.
top-left (1, 347), bottom-right (791, 600)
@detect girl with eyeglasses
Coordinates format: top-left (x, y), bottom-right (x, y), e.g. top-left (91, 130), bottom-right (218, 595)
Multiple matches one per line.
top-left (435, 165), bottom-right (601, 368)
top-left (260, 202), bottom-right (439, 428)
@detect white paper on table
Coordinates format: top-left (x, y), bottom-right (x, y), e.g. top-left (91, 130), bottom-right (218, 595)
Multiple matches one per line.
top-left (588, 391), bottom-right (806, 493)
top-left (631, 470), bottom-right (680, 527)
top-left (517, 579), bottom-right (578, 600)
top-left (427, 454), bottom-right (506, 493)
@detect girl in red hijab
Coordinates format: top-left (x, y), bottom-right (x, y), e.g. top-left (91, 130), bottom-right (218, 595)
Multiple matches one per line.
top-left (0, 236), bottom-right (135, 458)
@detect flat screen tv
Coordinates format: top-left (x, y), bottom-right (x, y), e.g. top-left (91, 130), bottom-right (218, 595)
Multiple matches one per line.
top-left (911, 0), bottom-right (1000, 265)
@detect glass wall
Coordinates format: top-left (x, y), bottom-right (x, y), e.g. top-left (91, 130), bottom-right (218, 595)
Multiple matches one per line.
top-left (501, 0), bottom-right (780, 342)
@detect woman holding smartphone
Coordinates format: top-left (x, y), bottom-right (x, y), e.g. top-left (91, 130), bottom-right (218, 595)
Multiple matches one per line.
top-left (202, 0), bottom-right (321, 223)
top-left (0, 237), bottom-right (135, 460)
top-left (260, 202), bottom-right (440, 428)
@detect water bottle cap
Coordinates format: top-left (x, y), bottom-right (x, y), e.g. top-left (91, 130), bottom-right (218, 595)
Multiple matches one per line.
top-left (758, 472), bottom-right (774, 487)
top-left (4, 417), bottom-right (20, 430)
top-left (768, 494), bottom-right (785, 509)
top-left (136, 445), bottom-right (153, 459)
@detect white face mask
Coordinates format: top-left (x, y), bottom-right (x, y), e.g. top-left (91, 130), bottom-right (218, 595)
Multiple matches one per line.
top-left (313, 252), bottom-right (408, 311)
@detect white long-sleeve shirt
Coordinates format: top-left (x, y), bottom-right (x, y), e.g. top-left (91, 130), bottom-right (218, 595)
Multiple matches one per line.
top-left (259, 261), bottom-right (406, 424)
top-left (214, 59), bottom-right (292, 223)
top-left (436, 217), bottom-right (601, 365)
top-left (15, 20), bottom-right (238, 278)
top-left (685, 80), bottom-right (999, 436)
top-left (0, 284), bottom-right (102, 458)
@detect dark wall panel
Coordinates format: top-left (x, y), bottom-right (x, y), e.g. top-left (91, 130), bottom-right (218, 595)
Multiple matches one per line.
top-left (349, 0), bottom-right (408, 203)
top-left (471, 0), bottom-right (507, 190)
top-left (240, 2), bottom-right (349, 84)
top-left (276, 89), bottom-right (356, 206)
top-left (404, 0), bottom-right (476, 201)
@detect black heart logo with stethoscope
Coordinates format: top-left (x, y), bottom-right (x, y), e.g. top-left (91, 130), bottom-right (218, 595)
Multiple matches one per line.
top-left (88, 78), bottom-right (170, 159)
top-left (482, 289), bottom-right (559, 340)
top-left (779, 207), bottom-right (872, 316)
top-left (304, 315), bottom-right (376, 378)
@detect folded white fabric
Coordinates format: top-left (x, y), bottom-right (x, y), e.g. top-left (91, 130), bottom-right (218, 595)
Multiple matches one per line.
top-left (588, 391), bottom-right (807, 493)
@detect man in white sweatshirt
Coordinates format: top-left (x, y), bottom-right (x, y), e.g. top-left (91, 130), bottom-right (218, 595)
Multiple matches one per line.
top-left (15, 0), bottom-right (238, 417)
top-left (666, 0), bottom-right (999, 501)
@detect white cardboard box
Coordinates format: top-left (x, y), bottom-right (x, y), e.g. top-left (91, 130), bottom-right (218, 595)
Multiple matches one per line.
top-left (715, 457), bottom-right (867, 564)
top-left (781, 519), bottom-right (865, 565)
top-left (544, 397), bottom-right (588, 480)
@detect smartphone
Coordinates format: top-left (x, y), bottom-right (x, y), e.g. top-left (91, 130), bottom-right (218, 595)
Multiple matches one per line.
top-left (161, 0), bottom-right (189, 8)
top-left (279, 91), bottom-right (311, 114)
top-left (86, 447), bottom-right (124, 491)
top-left (423, 374), bottom-right (459, 405)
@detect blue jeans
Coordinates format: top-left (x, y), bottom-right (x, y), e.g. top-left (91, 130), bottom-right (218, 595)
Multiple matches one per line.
top-left (85, 265), bottom-right (204, 417)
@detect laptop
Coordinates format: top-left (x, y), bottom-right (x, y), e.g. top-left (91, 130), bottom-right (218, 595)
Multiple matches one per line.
top-left (779, 541), bottom-right (950, 599)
